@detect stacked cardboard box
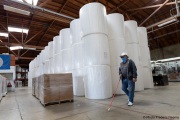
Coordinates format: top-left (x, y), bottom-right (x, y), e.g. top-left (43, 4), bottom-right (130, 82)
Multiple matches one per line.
top-left (33, 73), bottom-right (73, 105)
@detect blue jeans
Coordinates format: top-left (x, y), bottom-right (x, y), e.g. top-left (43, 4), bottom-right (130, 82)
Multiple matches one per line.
top-left (122, 79), bottom-right (135, 103)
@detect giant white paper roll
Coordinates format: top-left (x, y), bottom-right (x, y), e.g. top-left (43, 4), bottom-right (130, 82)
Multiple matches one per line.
top-left (111, 66), bottom-right (124, 94)
top-left (54, 53), bottom-right (62, 73)
top-left (84, 65), bottom-right (112, 99)
top-left (124, 20), bottom-right (138, 44)
top-left (142, 67), bottom-right (154, 88)
top-left (72, 42), bottom-right (84, 69)
top-left (44, 60), bottom-right (50, 74)
top-left (53, 36), bottom-right (61, 54)
top-left (49, 57), bottom-right (54, 74)
top-left (70, 19), bottom-right (83, 45)
top-left (48, 41), bottom-right (54, 59)
top-left (127, 43), bottom-right (140, 66)
top-left (80, 3), bottom-right (108, 36)
top-left (109, 38), bottom-right (127, 67)
top-left (44, 46), bottom-right (50, 61)
top-left (136, 66), bottom-right (144, 91)
top-left (60, 28), bottom-right (72, 50)
top-left (139, 46), bottom-right (151, 67)
top-left (61, 48), bottom-right (72, 72)
top-left (72, 68), bottom-right (85, 96)
top-left (137, 27), bottom-right (148, 47)
top-left (83, 34), bottom-right (110, 66)
top-left (107, 13), bottom-right (124, 39)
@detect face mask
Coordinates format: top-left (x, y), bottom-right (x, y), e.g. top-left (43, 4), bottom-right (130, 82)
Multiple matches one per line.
top-left (121, 57), bottom-right (127, 63)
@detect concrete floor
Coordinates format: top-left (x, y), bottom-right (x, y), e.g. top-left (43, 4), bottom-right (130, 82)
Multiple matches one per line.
top-left (0, 83), bottom-right (180, 120)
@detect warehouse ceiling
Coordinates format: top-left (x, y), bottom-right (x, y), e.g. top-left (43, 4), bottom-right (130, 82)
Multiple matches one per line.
top-left (0, 0), bottom-right (179, 67)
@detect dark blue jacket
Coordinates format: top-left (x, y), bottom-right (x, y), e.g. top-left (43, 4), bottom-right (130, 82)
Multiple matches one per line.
top-left (119, 59), bottom-right (137, 80)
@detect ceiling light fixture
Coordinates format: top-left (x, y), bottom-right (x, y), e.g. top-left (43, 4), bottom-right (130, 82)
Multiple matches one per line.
top-left (0, 32), bottom-right (8, 37)
top-left (158, 18), bottom-right (178, 27)
top-left (8, 27), bottom-right (29, 34)
top-left (157, 57), bottom-right (180, 62)
top-left (10, 46), bottom-right (23, 50)
top-left (17, 0), bottom-right (39, 6)
top-left (3, 5), bottom-right (30, 16)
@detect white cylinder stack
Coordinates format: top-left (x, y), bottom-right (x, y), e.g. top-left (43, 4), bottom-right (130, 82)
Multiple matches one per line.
top-left (53, 36), bottom-right (62, 73)
top-left (60, 28), bottom-right (72, 73)
top-left (137, 27), bottom-right (154, 88)
top-left (70, 19), bottom-right (85, 96)
top-left (125, 20), bottom-right (144, 91)
top-left (107, 13), bottom-right (126, 94)
top-left (80, 3), bottom-right (112, 99)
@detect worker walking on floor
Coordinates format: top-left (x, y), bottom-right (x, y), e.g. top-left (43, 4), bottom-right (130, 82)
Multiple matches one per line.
top-left (119, 52), bottom-right (137, 106)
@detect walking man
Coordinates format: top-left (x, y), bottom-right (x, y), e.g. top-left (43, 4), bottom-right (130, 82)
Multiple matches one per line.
top-left (119, 52), bottom-right (137, 106)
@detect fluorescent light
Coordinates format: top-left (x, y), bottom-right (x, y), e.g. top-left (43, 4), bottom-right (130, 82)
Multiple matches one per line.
top-left (0, 32), bottom-right (8, 37)
top-left (158, 18), bottom-right (177, 27)
top-left (3, 5), bottom-right (30, 16)
top-left (23, 47), bottom-right (36, 50)
top-left (157, 57), bottom-right (180, 62)
top-left (8, 27), bottom-right (29, 34)
top-left (17, 0), bottom-right (38, 6)
top-left (10, 46), bottom-right (23, 50)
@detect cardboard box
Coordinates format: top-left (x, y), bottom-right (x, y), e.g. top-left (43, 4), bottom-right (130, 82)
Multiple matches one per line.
top-left (37, 73), bottom-right (73, 105)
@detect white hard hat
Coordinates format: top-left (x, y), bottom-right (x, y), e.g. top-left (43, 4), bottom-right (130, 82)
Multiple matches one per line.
top-left (120, 52), bottom-right (128, 57)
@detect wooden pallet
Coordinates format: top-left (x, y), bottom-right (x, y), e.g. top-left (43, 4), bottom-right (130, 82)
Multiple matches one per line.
top-left (40, 99), bottom-right (74, 107)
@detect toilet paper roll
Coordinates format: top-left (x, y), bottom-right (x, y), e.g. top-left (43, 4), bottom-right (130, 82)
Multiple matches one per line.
top-left (80, 3), bottom-right (108, 36)
top-left (125, 20), bottom-right (138, 44)
top-left (107, 13), bottom-right (125, 39)
top-left (70, 19), bottom-right (83, 45)
top-left (60, 28), bottom-right (72, 50)
top-left (84, 65), bottom-right (112, 99)
top-left (83, 34), bottom-right (110, 66)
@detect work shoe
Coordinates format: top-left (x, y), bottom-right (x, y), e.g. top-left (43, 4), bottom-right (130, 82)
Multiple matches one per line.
top-left (128, 102), bottom-right (133, 106)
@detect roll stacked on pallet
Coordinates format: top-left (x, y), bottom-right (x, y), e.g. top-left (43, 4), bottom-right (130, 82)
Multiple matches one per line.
top-left (70, 19), bottom-right (85, 96)
top-left (80, 3), bottom-right (112, 99)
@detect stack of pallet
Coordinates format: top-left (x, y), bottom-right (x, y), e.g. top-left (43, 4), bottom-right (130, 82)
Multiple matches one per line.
top-left (33, 73), bottom-right (73, 106)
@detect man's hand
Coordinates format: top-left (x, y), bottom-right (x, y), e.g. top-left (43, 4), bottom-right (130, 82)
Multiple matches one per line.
top-left (133, 78), bottom-right (137, 82)
top-left (119, 74), bottom-right (122, 80)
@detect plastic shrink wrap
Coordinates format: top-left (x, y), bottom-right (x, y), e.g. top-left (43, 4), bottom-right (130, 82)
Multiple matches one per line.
top-left (107, 13), bottom-right (124, 39)
top-left (80, 3), bottom-right (108, 36)
top-left (109, 38), bottom-right (127, 67)
top-left (139, 46), bottom-right (151, 67)
top-left (84, 65), bottom-right (112, 99)
top-left (142, 67), bottom-right (154, 88)
top-left (111, 66), bottom-right (124, 94)
top-left (2, 77), bottom-right (7, 96)
top-left (124, 20), bottom-right (138, 44)
top-left (60, 28), bottom-right (72, 50)
top-left (70, 19), bottom-right (83, 44)
top-left (72, 42), bottom-right (84, 69)
top-left (44, 46), bottom-right (50, 61)
top-left (72, 68), bottom-right (85, 96)
top-left (83, 34), bottom-right (110, 66)
top-left (53, 36), bottom-right (61, 54)
top-left (61, 49), bottom-right (72, 72)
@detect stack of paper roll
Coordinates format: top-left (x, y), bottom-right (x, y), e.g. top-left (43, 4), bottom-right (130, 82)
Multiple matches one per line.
top-left (137, 27), bottom-right (153, 88)
top-left (107, 13), bottom-right (126, 94)
top-left (59, 28), bottom-right (72, 73)
top-left (80, 3), bottom-right (112, 99)
top-left (125, 20), bottom-right (144, 91)
top-left (70, 19), bottom-right (85, 96)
